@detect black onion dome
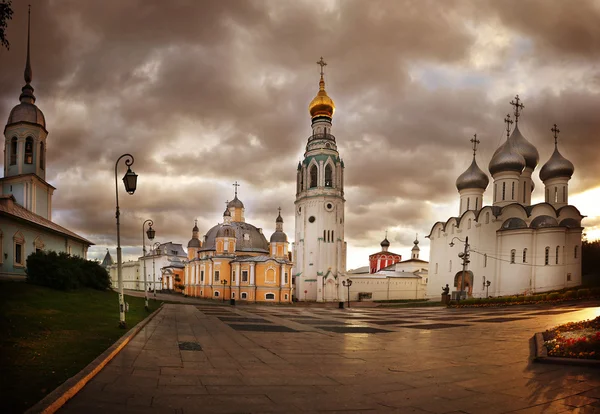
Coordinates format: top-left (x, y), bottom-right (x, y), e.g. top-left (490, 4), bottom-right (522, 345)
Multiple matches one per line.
top-left (539, 146), bottom-right (574, 181)
top-left (456, 157), bottom-right (489, 191)
top-left (380, 238), bottom-right (390, 248)
top-left (489, 139), bottom-right (526, 176)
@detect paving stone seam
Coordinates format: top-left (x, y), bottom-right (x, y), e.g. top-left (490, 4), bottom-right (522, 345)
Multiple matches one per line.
top-left (25, 304), bottom-right (165, 414)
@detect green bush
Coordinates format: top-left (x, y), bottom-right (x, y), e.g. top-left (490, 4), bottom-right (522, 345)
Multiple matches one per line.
top-left (577, 288), bottom-right (590, 298)
top-left (563, 290), bottom-right (577, 299)
top-left (546, 292), bottom-right (561, 301)
top-left (26, 251), bottom-right (111, 291)
top-left (524, 296), bottom-right (534, 302)
top-left (509, 296), bottom-right (520, 303)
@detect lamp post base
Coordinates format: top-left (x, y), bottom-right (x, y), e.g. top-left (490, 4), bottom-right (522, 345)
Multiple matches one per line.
top-left (119, 321), bottom-right (127, 329)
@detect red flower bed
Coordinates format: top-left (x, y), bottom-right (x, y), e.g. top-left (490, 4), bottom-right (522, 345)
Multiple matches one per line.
top-left (543, 316), bottom-right (600, 360)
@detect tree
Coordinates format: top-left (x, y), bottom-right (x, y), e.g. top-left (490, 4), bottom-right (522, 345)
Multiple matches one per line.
top-left (0, 0), bottom-right (13, 50)
top-left (582, 239), bottom-right (600, 285)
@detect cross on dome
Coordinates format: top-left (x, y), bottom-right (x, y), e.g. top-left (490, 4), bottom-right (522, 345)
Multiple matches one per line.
top-left (504, 114), bottom-right (513, 138)
top-left (470, 134), bottom-right (480, 157)
top-left (510, 95), bottom-right (524, 124)
top-left (232, 181), bottom-right (240, 197)
top-left (551, 123), bottom-right (560, 147)
top-left (317, 57), bottom-right (327, 76)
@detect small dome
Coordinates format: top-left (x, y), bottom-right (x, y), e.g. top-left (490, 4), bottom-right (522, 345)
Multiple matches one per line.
top-left (380, 238), bottom-right (390, 248)
top-left (187, 238), bottom-right (201, 248)
top-left (228, 196), bottom-right (244, 209)
top-left (530, 215), bottom-right (558, 229)
top-left (216, 225), bottom-right (236, 238)
top-left (501, 217), bottom-right (527, 230)
top-left (412, 243), bottom-right (420, 251)
top-left (510, 125), bottom-right (539, 170)
top-left (7, 102), bottom-right (46, 129)
top-left (308, 76), bottom-right (335, 119)
top-left (456, 158), bottom-right (489, 191)
top-left (489, 139), bottom-right (526, 176)
top-left (192, 223), bottom-right (199, 232)
top-left (270, 231), bottom-right (288, 243)
top-left (539, 146), bottom-right (574, 182)
top-left (276, 212), bottom-right (283, 223)
top-left (223, 208), bottom-right (231, 217)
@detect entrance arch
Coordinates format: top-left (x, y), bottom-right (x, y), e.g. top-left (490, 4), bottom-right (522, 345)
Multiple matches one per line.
top-left (454, 270), bottom-right (474, 296)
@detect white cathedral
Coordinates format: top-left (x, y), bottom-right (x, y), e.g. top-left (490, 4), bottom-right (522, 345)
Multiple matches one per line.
top-left (427, 98), bottom-right (583, 299)
top-left (292, 58), bottom-right (348, 302)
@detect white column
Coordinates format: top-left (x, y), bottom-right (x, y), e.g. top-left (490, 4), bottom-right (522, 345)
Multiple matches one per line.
top-left (280, 263), bottom-right (286, 287)
top-left (250, 263), bottom-right (255, 285)
top-left (236, 263), bottom-right (241, 287)
top-left (208, 262), bottom-right (213, 285)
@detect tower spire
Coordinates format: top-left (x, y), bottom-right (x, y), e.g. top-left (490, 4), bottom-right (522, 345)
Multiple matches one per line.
top-left (509, 95), bottom-right (524, 124)
top-left (551, 123), bottom-right (560, 148)
top-left (470, 134), bottom-right (480, 157)
top-left (19, 5), bottom-right (35, 104)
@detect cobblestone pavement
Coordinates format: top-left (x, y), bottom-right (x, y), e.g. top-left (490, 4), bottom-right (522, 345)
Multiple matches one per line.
top-left (61, 302), bottom-right (600, 413)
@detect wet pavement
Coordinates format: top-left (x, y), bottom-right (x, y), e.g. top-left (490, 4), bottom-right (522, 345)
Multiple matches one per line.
top-left (60, 301), bottom-right (600, 413)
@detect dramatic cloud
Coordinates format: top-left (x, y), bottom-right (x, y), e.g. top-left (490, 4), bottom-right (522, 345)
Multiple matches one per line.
top-left (1, 0), bottom-right (599, 269)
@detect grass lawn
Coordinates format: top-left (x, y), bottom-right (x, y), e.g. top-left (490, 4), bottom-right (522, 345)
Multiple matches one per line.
top-left (0, 281), bottom-right (162, 413)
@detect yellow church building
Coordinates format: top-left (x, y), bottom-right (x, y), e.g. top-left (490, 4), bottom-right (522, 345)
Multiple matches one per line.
top-left (183, 189), bottom-right (293, 303)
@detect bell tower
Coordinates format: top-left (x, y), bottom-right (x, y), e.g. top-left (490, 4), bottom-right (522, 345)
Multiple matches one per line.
top-left (2, 6), bottom-right (54, 219)
top-left (292, 58), bottom-right (347, 302)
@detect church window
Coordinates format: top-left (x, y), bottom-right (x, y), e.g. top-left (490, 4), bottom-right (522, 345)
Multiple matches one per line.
top-left (567, 273), bottom-right (572, 281)
top-left (555, 246), bottom-right (559, 264)
top-left (308, 216), bottom-right (315, 223)
top-left (265, 293), bottom-right (275, 300)
top-left (563, 187), bottom-right (566, 202)
top-left (555, 187), bottom-right (558, 203)
top-left (485, 212), bottom-right (490, 224)
top-left (475, 197), bottom-right (478, 210)
top-left (40, 142), bottom-right (45, 170)
top-left (200, 270), bottom-right (204, 282)
top-left (284, 294), bottom-right (288, 300)
top-left (494, 184), bottom-right (497, 201)
top-left (242, 270), bottom-right (248, 282)
top-left (284, 272), bottom-right (288, 284)
top-left (438, 228), bottom-right (441, 238)
top-left (24, 137), bottom-right (33, 164)
top-left (325, 164), bottom-right (333, 187)
top-left (214, 291), bottom-right (219, 297)
top-left (468, 219), bottom-right (471, 229)
top-left (574, 245), bottom-right (578, 259)
top-left (214, 270), bottom-right (220, 282)
top-left (332, 230), bottom-right (334, 241)
top-left (241, 292), bottom-right (248, 299)
top-left (232, 270), bottom-right (236, 282)
top-left (10, 137), bottom-right (17, 165)
top-left (510, 249), bottom-right (516, 264)
top-left (451, 224), bottom-right (455, 234)
top-left (523, 248), bottom-right (527, 263)
top-left (544, 247), bottom-right (550, 265)
top-left (502, 182), bottom-right (506, 200)
top-left (511, 182), bottom-right (515, 199)
top-left (449, 260), bottom-right (452, 272)
top-left (523, 183), bottom-right (526, 202)
top-left (14, 231), bottom-right (25, 266)
top-left (232, 292), bottom-right (236, 298)
top-left (546, 188), bottom-right (549, 202)
top-left (323, 230), bottom-right (326, 241)
top-left (435, 263), bottom-right (438, 274)
top-left (467, 198), bottom-right (470, 210)
top-left (15, 243), bottom-right (23, 266)
top-left (484, 254), bottom-right (487, 267)
top-left (309, 165), bottom-right (318, 188)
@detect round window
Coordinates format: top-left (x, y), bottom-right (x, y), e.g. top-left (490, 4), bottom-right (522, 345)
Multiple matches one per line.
top-left (308, 216), bottom-right (316, 223)
top-left (325, 203), bottom-right (334, 211)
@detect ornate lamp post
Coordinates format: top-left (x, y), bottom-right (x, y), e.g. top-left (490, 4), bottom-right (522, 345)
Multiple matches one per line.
top-left (115, 154), bottom-right (138, 329)
top-left (342, 279), bottom-right (353, 308)
top-left (449, 236), bottom-right (470, 302)
top-left (152, 241), bottom-right (161, 298)
top-left (221, 279), bottom-right (228, 302)
top-left (142, 220), bottom-right (155, 311)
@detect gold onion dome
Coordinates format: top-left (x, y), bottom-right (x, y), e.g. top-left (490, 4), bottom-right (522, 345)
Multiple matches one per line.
top-left (309, 75), bottom-right (335, 119)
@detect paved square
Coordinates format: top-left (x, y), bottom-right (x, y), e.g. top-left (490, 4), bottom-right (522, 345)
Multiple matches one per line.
top-left (60, 302), bottom-right (600, 413)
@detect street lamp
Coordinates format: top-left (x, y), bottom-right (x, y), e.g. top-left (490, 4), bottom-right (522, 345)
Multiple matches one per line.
top-left (342, 279), bottom-right (353, 308)
top-left (152, 241), bottom-right (161, 298)
top-left (115, 154), bottom-right (138, 329)
top-left (449, 236), bottom-right (470, 302)
top-left (485, 280), bottom-right (491, 298)
top-left (221, 279), bottom-right (228, 302)
top-left (142, 219), bottom-right (155, 311)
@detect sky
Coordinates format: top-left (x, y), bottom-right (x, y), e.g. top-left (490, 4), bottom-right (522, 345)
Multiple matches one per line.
top-left (1, 0), bottom-right (600, 271)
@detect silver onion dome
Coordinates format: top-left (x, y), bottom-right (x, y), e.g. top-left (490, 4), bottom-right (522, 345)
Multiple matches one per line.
top-left (227, 196), bottom-right (244, 209)
top-left (510, 125), bottom-right (539, 170)
top-left (456, 158), bottom-right (489, 191)
top-left (539, 146), bottom-right (574, 182)
top-left (489, 139), bottom-right (526, 176)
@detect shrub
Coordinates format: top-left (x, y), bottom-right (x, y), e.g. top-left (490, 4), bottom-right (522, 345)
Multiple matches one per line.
top-left (547, 292), bottom-right (561, 301)
top-left (563, 290), bottom-right (577, 299)
top-left (26, 250), bottom-right (111, 291)
top-left (509, 296), bottom-right (520, 303)
top-left (577, 288), bottom-right (590, 298)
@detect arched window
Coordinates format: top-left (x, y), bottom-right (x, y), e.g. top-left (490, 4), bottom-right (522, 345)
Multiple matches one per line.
top-left (40, 142), bottom-right (45, 170)
top-left (486, 212), bottom-right (490, 224)
top-left (523, 183), bottom-right (527, 202)
top-left (563, 187), bottom-right (566, 202)
top-left (10, 137), bottom-right (17, 165)
top-left (451, 224), bottom-right (455, 234)
top-left (475, 197), bottom-right (478, 210)
top-left (309, 165), bottom-right (318, 188)
top-left (484, 254), bottom-right (487, 267)
top-left (467, 198), bottom-right (470, 210)
top-left (435, 263), bottom-right (438, 274)
top-left (555, 246), bottom-right (560, 264)
top-left (214, 291), bottom-right (220, 297)
top-left (438, 228), bottom-right (441, 238)
top-left (265, 293), bottom-right (275, 300)
top-left (544, 247), bottom-right (550, 265)
top-left (494, 183), bottom-right (497, 201)
top-left (449, 260), bottom-right (452, 272)
top-left (325, 164), bottom-right (333, 187)
top-left (511, 182), bottom-right (515, 199)
top-left (24, 137), bottom-right (33, 164)
top-left (468, 219), bottom-right (472, 229)
top-left (523, 248), bottom-right (527, 263)
top-left (555, 187), bottom-right (558, 203)
top-left (510, 249), bottom-right (516, 264)
top-left (241, 292), bottom-right (248, 299)
top-left (574, 245), bottom-right (579, 259)
top-left (502, 182), bottom-right (506, 200)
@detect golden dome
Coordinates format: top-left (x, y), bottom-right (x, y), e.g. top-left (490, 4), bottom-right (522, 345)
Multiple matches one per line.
top-left (308, 75), bottom-right (335, 119)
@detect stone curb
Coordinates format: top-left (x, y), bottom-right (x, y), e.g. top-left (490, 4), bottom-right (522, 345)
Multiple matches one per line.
top-left (533, 332), bottom-right (600, 367)
top-left (25, 304), bottom-right (165, 414)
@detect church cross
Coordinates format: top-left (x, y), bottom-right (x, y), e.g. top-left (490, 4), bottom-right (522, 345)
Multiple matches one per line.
top-left (504, 114), bottom-right (513, 138)
top-left (317, 57), bottom-right (327, 76)
top-left (510, 95), bottom-right (524, 124)
top-left (232, 181), bottom-right (240, 197)
top-left (278, 206), bottom-right (282, 214)
top-left (551, 123), bottom-right (560, 147)
top-left (470, 133), bottom-right (480, 157)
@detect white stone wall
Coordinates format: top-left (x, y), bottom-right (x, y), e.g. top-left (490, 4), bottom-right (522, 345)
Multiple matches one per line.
top-left (347, 275), bottom-right (427, 301)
